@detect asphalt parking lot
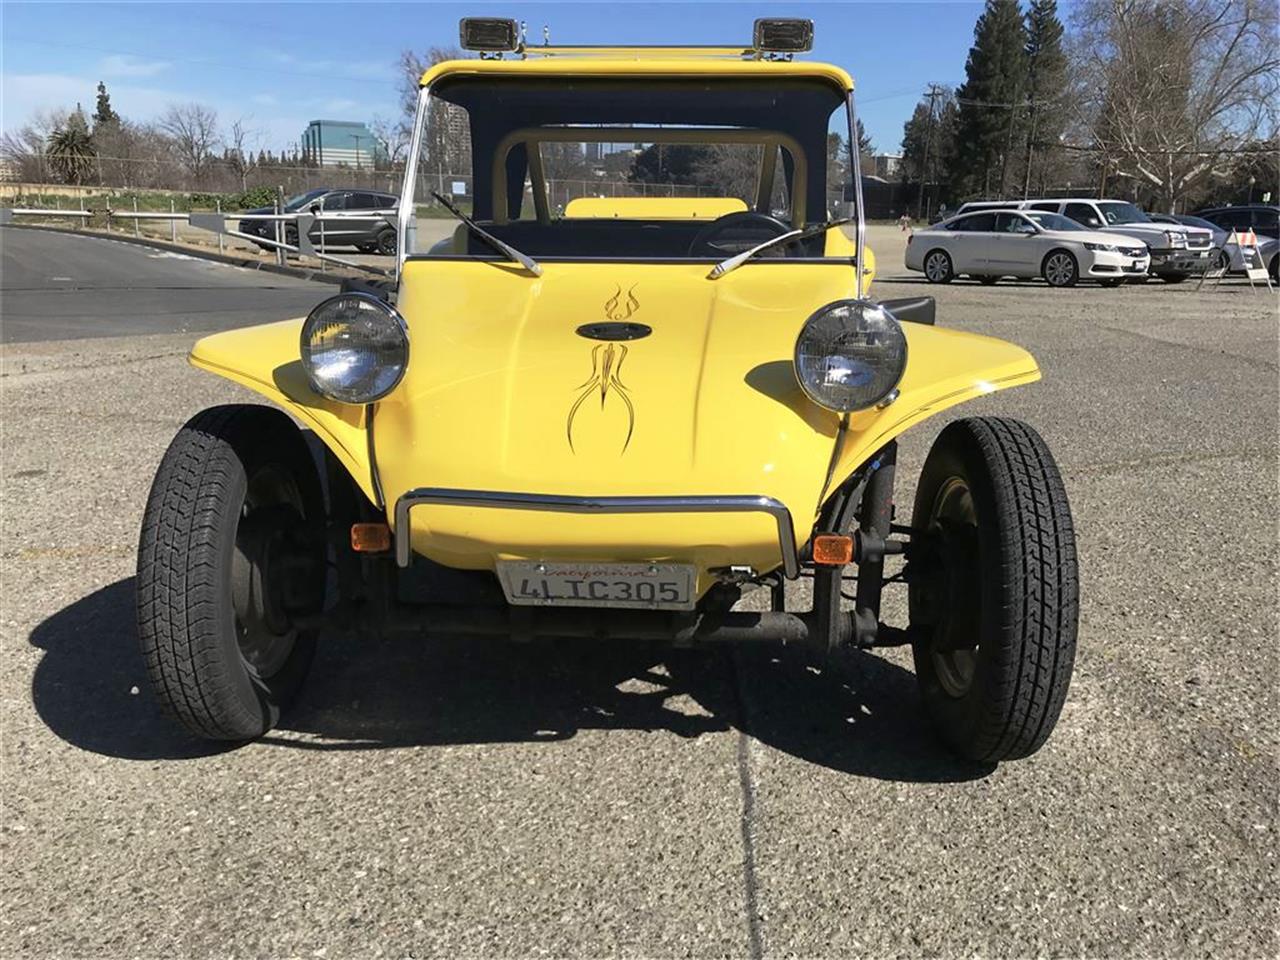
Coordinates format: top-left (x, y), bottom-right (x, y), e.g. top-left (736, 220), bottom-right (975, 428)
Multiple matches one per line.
top-left (2, 228), bottom-right (1277, 957)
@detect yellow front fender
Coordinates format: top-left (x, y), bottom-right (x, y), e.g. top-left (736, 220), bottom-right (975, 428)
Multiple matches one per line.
top-left (188, 319), bottom-right (379, 504)
top-left (823, 322), bottom-right (1041, 500)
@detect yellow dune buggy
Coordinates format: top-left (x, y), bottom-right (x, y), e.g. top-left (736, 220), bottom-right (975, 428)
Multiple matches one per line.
top-left (137, 19), bottom-right (1078, 762)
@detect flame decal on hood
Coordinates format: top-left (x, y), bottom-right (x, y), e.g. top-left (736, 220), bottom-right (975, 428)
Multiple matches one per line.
top-left (567, 286), bottom-right (640, 453)
top-left (567, 342), bottom-right (635, 454)
top-left (603, 283), bottom-right (640, 322)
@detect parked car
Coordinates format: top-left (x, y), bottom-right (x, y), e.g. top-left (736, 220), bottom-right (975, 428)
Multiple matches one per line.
top-left (1147, 212), bottom-right (1228, 268)
top-left (1151, 211), bottom-right (1279, 280)
top-left (1194, 204), bottom-right (1279, 241)
top-left (239, 188), bottom-right (399, 254)
top-left (136, 18), bottom-right (1079, 765)
top-left (956, 198), bottom-right (1213, 281)
top-left (905, 208), bottom-right (1150, 287)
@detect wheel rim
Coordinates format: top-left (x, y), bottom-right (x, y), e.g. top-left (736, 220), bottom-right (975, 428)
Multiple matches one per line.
top-left (925, 476), bottom-right (981, 698)
top-left (1045, 253), bottom-right (1074, 286)
top-left (378, 232), bottom-right (396, 255)
top-left (230, 466), bottom-right (310, 678)
top-left (925, 253), bottom-right (948, 281)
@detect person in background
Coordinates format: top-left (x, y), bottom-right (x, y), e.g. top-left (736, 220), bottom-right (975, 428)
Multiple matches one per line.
top-left (898, 211), bottom-right (912, 233)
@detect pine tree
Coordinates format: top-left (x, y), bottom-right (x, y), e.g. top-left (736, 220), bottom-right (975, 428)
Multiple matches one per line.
top-left (1022, 0), bottom-right (1068, 196)
top-left (951, 0), bottom-right (1029, 198)
top-left (93, 81), bottom-right (120, 129)
top-left (855, 119), bottom-right (874, 157)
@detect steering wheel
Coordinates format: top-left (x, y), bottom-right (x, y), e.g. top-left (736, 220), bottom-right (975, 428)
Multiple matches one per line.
top-left (687, 211), bottom-right (793, 258)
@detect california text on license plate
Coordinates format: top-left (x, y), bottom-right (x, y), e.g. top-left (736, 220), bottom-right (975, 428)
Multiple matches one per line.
top-left (496, 561), bottom-right (696, 610)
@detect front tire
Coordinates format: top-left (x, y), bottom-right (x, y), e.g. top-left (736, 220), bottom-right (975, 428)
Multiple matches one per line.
top-left (909, 417), bottom-right (1078, 762)
top-left (375, 228), bottom-right (397, 256)
top-left (924, 249), bottom-right (954, 284)
top-left (136, 405), bottom-right (326, 741)
top-left (1042, 249), bottom-right (1078, 287)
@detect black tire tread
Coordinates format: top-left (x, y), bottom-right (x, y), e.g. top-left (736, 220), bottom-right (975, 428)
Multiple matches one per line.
top-left (914, 416), bottom-right (1078, 761)
top-left (136, 405), bottom-right (317, 740)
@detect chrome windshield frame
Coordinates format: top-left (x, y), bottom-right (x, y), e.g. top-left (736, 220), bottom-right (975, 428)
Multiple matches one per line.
top-left (397, 84), bottom-right (432, 279)
top-left (845, 90), bottom-right (867, 298)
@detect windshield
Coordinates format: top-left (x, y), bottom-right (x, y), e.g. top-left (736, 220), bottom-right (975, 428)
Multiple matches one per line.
top-left (283, 188), bottom-right (328, 212)
top-left (1025, 212), bottom-right (1085, 232)
top-left (1097, 201), bottom-right (1150, 225)
top-left (403, 75), bottom-right (857, 263)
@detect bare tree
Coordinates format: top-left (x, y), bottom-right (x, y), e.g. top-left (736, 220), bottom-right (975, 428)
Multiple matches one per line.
top-left (398, 47), bottom-right (472, 191)
top-left (369, 115), bottom-right (408, 167)
top-left (223, 117), bottom-right (261, 192)
top-left (0, 108), bottom-right (71, 181)
top-left (158, 103), bottom-right (220, 185)
top-left (1074, 0), bottom-right (1280, 209)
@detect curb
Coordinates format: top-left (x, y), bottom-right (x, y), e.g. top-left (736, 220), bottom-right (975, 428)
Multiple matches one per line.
top-left (5, 223), bottom-right (351, 286)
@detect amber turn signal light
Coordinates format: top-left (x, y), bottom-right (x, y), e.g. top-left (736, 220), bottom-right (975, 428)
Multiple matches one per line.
top-left (811, 533), bottom-right (854, 566)
top-left (350, 522), bottom-right (392, 553)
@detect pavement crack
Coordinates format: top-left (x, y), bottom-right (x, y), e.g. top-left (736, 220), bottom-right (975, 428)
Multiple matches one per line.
top-left (0, 350), bottom-right (187, 377)
top-left (729, 649), bottom-right (765, 960)
top-left (1068, 446), bottom-right (1275, 477)
top-left (1095, 323), bottom-right (1280, 371)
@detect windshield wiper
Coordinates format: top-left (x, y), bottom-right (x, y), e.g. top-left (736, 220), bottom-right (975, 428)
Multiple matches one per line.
top-left (708, 217), bottom-right (856, 279)
top-left (431, 192), bottom-right (542, 276)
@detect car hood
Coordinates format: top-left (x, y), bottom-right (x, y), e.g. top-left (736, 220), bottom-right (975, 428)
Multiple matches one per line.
top-left (378, 259), bottom-right (852, 486)
top-left (373, 260), bottom-right (861, 572)
top-left (1102, 222), bottom-right (1212, 244)
top-left (1057, 228), bottom-right (1148, 248)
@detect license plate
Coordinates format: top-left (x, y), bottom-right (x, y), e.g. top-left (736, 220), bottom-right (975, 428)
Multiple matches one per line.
top-left (496, 561), bottom-right (696, 610)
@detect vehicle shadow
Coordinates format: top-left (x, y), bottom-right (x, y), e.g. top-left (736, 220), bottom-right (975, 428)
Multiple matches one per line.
top-left (28, 577), bottom-right (990, 782)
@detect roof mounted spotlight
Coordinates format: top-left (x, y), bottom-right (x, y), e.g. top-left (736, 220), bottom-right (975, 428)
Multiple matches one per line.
top-left (753, 18), bottom-right (814, 55)
top-left (459, 17), bottom-right (521, 53)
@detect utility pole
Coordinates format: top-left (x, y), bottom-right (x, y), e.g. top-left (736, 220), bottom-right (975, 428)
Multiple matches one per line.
top-left (915, 84), bottom-right (943, 221)
top-left (1022, 101), bottom-right (1038, 199)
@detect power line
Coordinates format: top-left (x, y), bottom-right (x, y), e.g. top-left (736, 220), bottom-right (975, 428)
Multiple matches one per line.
top-left (916, 83), bottom-right (944, 220)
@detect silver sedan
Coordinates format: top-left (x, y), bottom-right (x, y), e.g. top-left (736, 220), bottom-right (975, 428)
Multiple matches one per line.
top-left (905, 210), bottom-right (1151, 287)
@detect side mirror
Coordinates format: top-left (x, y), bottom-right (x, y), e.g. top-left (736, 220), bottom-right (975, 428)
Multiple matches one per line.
top-left (309, 202), bottom-right (322, 213)
top-left (881, 296), bottom-right (936, 326)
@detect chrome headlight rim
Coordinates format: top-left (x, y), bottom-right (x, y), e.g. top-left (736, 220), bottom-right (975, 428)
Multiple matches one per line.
top-left (300, 292), bottom-right (410, 405)
top-left (793, 298), bottom-right (908, 414)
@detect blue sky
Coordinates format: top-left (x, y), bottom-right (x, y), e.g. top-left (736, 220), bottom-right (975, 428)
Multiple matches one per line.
top-left (1, 1), bottom-right (986, 155)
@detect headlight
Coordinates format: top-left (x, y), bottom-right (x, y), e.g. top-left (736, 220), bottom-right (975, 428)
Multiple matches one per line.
top-left (300, 293), bottom-right (409, 404)
top-left (1165, 230), bottom-right (1188, 247)
top-left (794, 299), bottom-right (907, 413)
top-left (1083, 241), bottom-right (1118, 252)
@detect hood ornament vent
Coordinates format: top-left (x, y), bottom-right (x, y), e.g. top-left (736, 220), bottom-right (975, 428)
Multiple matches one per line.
top-left (576, 321), bottom-right (651, 341)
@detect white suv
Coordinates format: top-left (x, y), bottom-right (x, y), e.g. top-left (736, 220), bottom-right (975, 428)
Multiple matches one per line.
top-left (957, 199), bottom-right (1213, 282)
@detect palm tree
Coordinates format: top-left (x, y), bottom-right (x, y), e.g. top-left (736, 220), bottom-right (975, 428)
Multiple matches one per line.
top-left (46, 123), bottom-right (96, 186)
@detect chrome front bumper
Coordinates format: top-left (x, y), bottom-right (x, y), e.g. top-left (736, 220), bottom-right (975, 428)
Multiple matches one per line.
top-left (394, 488), bottom-right (800, 578)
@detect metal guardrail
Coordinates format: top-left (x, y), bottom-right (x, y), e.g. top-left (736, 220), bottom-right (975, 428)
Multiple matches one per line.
top-left (1, 204), bottom-right (396, 277)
